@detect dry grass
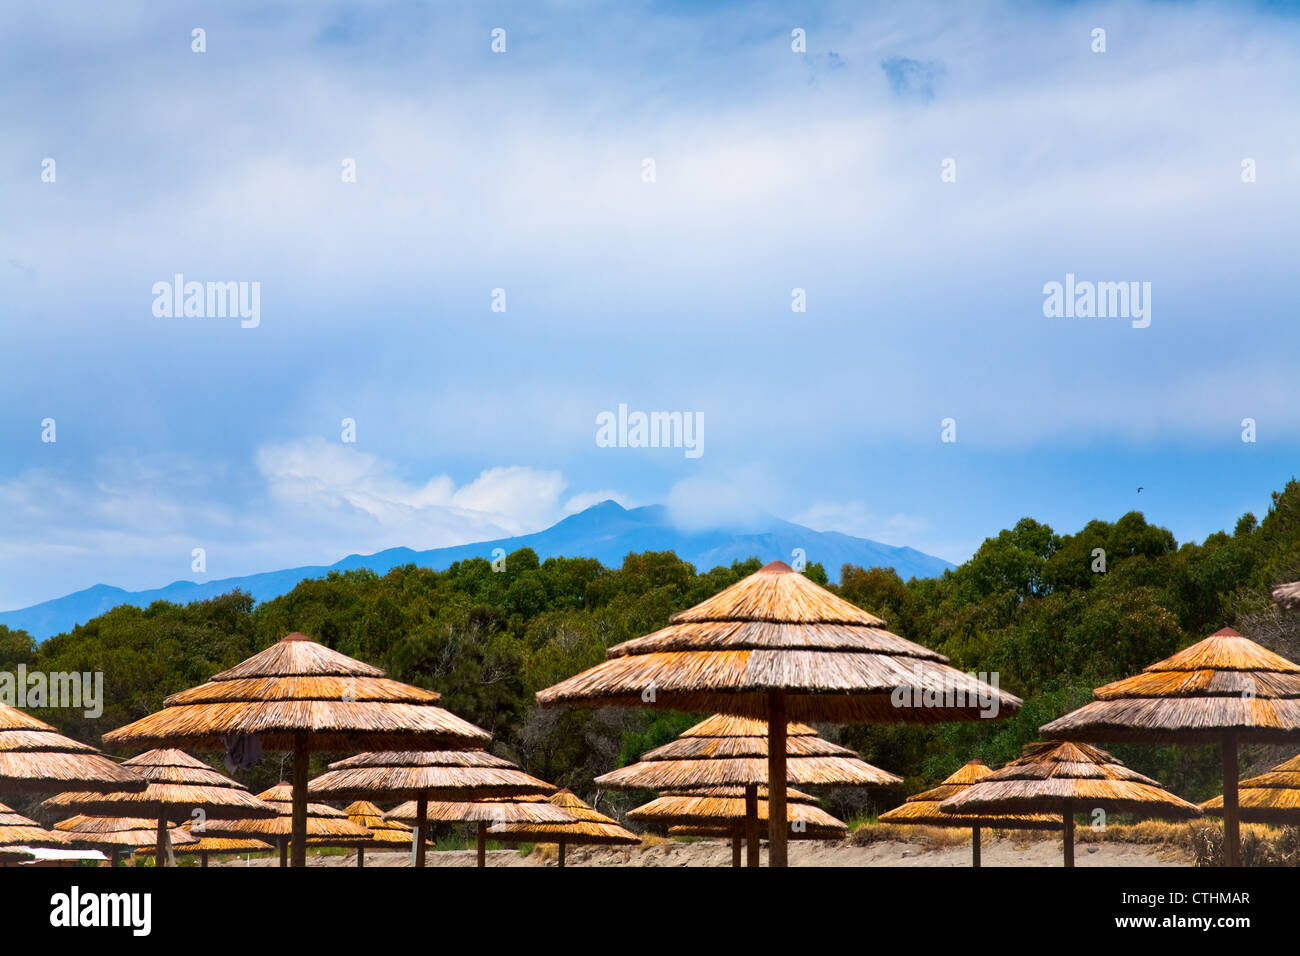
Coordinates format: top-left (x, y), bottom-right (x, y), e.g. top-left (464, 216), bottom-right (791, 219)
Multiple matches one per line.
top-left (849, 822), bottom-right (971, 849)
top-left (538, 561), bottom-right (1020, 722)
top-left (1042, 628), bottom-right (1300, 744)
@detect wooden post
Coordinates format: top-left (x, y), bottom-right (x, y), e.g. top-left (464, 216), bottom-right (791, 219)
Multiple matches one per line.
top-left (477, 821), bottom-right (487, 868)
top-left (767, 691), bottom-right (788, 868)
top-left (1222, 732), bottom-right (1240, 868)
top-left (558, 837), bottom-right (566, 868)
top-left (291, 731), bottom-right (309, 868)
top-left (414, 795), bottom-right (428, 868)
top-left (357, 847), bottom-right (365, 869)
top-left (744, 784), bottom-right (760, 867)
top-left (731, 828), bottom-right (741, 868)
top-left (972, 825), bottom-right (981, 868)
top-left (110, 848), bottom-right (119, 868)
top-left (155, 816), bottom-right (169, 868)
top-left (278, 837), bottom-right (287, 868)
top-left (1062, 804), bottom-right (1075, 868)
top-left (200, 852), bottom-right (208, 869)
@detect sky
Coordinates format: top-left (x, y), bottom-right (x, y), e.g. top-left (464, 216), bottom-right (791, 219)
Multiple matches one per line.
top-left (1, 0), bottom-right (1298, 610)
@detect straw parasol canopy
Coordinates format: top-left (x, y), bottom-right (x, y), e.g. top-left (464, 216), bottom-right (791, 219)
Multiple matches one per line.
top-left (939, 741), bottom-right (1201, 866)
top-left (1040, 626), bottom-right (1300, 866)
top-left (1273, 581), bottom-right (1300, 611)
top-left (206, 783), bottom-right (372, 867)
top-left (41, 748), bottom-right (276, 867)
top-left (331, 800), bottom-right (411, 867)
top-left (632, 785), bottom-right (846, 866)
top-left (595, 712), bottom-right (897, 867)
top-left (0, 702), bottom-right (145, 795)
top-left (0, 801), bottom-right (73, 850)
top-left (102, 632), bottom-right (490, 867)
top-left (489, 789), bottom-right (639, 867)
top-left (878, 759), bottom-right (1060, 867)
top-left (1201, 752), bottom-right (1300, 826)
top-left (539, 561), bottom-right (1018, 865)
top-left (308, 748), bottom-right (558, 867)
top-left (55, 814), bottom-right (198, 866)
top-left (387, 793), bottom-right (577, 867)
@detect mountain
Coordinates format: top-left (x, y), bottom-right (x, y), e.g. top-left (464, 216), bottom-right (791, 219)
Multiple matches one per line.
top-left (0, 501), bottom-right (954, 640)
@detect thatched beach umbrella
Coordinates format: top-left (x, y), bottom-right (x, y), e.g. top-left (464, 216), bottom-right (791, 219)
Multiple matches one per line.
top-left (0, 702), bottom-right (144, 795)
top-left (134, 822), bottom-right (274, 867)
top-left (41, 748), bottom-right (275, 867)
top-left (387, 794), bottom-right (576, 867)
top-left (539, 561), bottom-right (1019, 865)
top-left (54, 814), bottom-right (198, 867)
top-left (333, 800), bottom-right (411, 868)
top-left (1201, 752), bottom-right (1300, 826)
top-left (489, 789), bottom-right (638, 867)
top-left (308, 748), bottom-right (557, 867)
top-left (595, 713), bottom-right (898, 866)
top-left (631, 786), bottom-right (847, 867)
top-left (206, 783), bottom-right (372, 867)
top-left (1040, 626), bottom-right (1300, 866)
top-left (939, 741), bottom-right (1200, 866)
top-left (0, 802), bottom-right (72, 855)
top-left (102, 632), bottom-right (489, 867)
top-left (878, 759), bottom-right (1060, 867)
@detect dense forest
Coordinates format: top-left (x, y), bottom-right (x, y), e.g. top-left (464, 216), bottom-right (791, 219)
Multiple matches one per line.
top-left (5, 479), bottom-right (1300, 826)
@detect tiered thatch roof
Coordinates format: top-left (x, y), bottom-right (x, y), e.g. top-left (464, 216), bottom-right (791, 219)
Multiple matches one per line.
top-left (206, 783), bottom-right (373, 846)
top-left (940, 742), bottom-right (1202, 817)
top-left (539, 563), bottom-right (1020, 723)
top-left (102, 634), bottom-right (490, 751)
top-left (1202, 753), bottom-right (1300, 825)
top-left (1040, 628), bottom-right (1300, 744)
top-left (0, 703), bottom-right (144, 794)
top-left (879, 760), bottom-right (1061, 830)
top-left (595, 714), bottom-right (899, 790)
top-left (309, 749), bottom-right (555, 802)
top-left (629, 785), bottom-right (847, 837)
top-left (0, 801), bottom-right (72, 850)
top-left (54, 815), bottom-right (199, 850)
top-left (134, 822), bottom-right (274, 859)
top-left (489, 790), bottom-right (638, 848)
top-left (338, 800), bottom-right (412, 847)
top-left (41, 749), bottom-right (274, 820)
top-left (390, 793), bottom-right (576, 826)
top-left (539, 561), bottom-right (1016, 866)
top-left (102, 632), bottom-right (490, 867)
top-left (1039, 626), bottom-right (1300, 867)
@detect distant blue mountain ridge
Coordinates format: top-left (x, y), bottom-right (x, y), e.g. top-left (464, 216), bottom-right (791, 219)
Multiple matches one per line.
top-left (0, 500), bottom-right (955, 640)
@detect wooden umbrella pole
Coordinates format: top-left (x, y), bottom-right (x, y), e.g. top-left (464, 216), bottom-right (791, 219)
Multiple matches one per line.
top-left (155, 816), bottom-right (168, 868)
top-left (731, 828), bottom-right (741, 868)
top-left (1222, 732), bottom-right (1240, 868)
top-left (415, 795), bottom-right (428, 868)
top-left (278, 836), bottom-right (287, 867)
top-left (558, 837), bottom-right (566, 868)
top-left (972, 825), bottom-right (981, 868)
top-left (110, 848), bottom-right (119, 868)
top-left (477, 821), bottom-right (487, 868)
top-left (291, 730), bottom-right (309, 868)
top-left (201, 852), bottom-right (208, 869)
top-left (357, 847), bottom-right (365, 869)
top-left (767, 691), bottom-right (789, 868)
top-left (1062, 802), bottom-right (1075, 868)
top-left (744, 784), bottom-right (760, 867)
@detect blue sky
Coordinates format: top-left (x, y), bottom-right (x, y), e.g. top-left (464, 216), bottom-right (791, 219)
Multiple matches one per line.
top-left (2, 1), bottom-right (1298, 609)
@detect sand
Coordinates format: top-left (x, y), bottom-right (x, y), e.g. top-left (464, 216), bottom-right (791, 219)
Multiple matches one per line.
top-left (211, 835), bottom-right (1192, 867)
